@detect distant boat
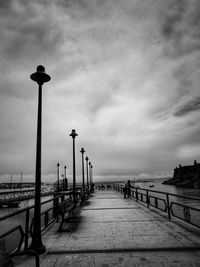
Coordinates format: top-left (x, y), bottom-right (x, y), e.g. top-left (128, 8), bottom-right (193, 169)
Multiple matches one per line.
top-left (149, 183), bottom-right (154, 188)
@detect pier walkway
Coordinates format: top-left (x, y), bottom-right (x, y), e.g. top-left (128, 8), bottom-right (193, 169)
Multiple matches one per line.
top-left (15, 190), bottom-right (200, 266)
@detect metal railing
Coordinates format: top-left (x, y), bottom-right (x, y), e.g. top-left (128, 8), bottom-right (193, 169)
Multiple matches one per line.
top-left (113, 184), bottom-right (200, 229)
top-left (0, 191), bottom-right (75, 253)
top-left (0, 187), bottom-right (56, 205)
top-left (0, 188), bottom-right (87, 254)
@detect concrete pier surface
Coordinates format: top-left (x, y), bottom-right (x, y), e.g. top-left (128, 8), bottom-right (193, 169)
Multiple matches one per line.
top-left (15, 190), bottom-right (200, 266)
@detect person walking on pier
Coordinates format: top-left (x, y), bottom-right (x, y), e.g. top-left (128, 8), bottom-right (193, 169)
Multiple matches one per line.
top-left (123, 180), bottom-right (131, 198)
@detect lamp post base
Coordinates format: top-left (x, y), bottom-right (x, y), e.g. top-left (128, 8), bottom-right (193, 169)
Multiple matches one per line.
top-left (30, 239), bottom-right (46, 254)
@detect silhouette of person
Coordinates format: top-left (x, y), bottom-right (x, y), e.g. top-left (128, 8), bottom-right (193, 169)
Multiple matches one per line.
top-left (126, 180), bottom-right (131, 197)
top-left (123, 180), bottom-right (131, 198)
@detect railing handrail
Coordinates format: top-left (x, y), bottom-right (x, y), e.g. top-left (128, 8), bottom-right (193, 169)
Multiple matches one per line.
top-left (0, 191), bottom-right (71, 222)
top-left (0, 189), bottom-right (35, 195)
top-left (0, 187), bottom-right (55, 195)
top-left (114, 183), bottom-right (200, 201)
top-left (113, 183), bottom-right (200, 229)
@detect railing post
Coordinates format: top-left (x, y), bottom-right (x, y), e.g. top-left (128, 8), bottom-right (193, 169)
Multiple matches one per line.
top-left (61, 194), bottom-right (64, 202)
top-left (56, 195), bottom-right (59, 222)
top-left (166, 193), bottom-right (171, 220)
top-left (146, 189), bottom-right (149, 208)
top-left (53, 193), bottom-right (59, 222)
top-left (24, 209), bottom-right (30, 250)
top-left (44, 211), bottom-right (49, 228)
top-left (136, 188), bottom-right (138, 202)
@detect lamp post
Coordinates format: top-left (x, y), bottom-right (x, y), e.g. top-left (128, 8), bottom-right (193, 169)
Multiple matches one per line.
top-left (89, 162), bottom-right (91, 188)
top-left (69, 129), bottom-right (78, 205)
top-left (57, 163), bottom-right (60, 191)
top-left (90, 164), bottom-right (94, 192)
top-left (91, 164), bottom-right (93, 185)
top-left (30, 65), bottom-right (50, 254)
top-left (61, 174), bottom-right (64, 190)
top-left (85, 156), bottom-right (89, 190)
top-left (80, 148), bottom-right (85, 191)
top-left (64, 165), bottom-right (68, 190)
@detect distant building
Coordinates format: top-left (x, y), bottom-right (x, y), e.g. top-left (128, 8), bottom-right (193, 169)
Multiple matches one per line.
top-left (173, 160), bottom-right (200, 180)
top-left (163, 160), bottom-right (200, 187)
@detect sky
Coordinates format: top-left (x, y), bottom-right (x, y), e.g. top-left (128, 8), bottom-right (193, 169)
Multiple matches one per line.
top-left (0, 0), bottom-right (200, 183)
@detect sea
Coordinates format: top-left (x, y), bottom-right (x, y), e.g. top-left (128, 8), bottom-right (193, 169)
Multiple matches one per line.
top-left (134, 178), bottom-right (200, 198)
top-left (95, 178), bottom-right (200, 197)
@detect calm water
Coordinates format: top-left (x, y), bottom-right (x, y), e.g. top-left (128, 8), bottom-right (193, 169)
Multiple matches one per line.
top-left (135, 178), bottom-right (200, 198)
top-left (113, 178), bottom-right (200, 207)
top-left (127, 179), bottom-right (200, 209)
top-left (0, 187), bottom-right (54, 238)
top-left (0, 186), bottom-right (53, 217)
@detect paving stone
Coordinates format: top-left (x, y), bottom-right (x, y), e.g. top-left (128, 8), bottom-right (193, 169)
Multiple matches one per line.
top-left (39, 252), bottom-right (200, 267)
top-left (15, 190), bottom-right (200, 266)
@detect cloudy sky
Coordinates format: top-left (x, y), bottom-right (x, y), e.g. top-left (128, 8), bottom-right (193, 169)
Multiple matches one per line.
top-left (0, 0), bottom-right (200, 183)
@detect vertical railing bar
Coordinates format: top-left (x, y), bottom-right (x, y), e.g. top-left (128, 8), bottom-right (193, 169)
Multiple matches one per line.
top-left (146, 189), bottom-right (149, 208)
top-left (24, 209), bottom-right (30, 250)
top-left (136, 188), bottom-right (138, 202)
top-left (166, 193), bottom-right (171, 220)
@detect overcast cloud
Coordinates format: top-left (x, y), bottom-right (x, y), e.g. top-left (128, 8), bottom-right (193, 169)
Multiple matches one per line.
top-left (0, 0), bottom-right (200, 183)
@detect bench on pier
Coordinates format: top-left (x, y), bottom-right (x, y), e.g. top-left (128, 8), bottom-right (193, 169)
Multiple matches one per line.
top-left (84, 187), bottom-right (94, 197)
top-left (79, 191), bottom-right (90, 205)
top-left (0, 225), bottom-right (39, 267)
top-left (58, 197), bottom-right (82, 231)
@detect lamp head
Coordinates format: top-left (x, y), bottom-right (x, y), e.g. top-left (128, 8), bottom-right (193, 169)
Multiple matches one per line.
top-left (30, 65), bottom-right (51, 85)
top-left (80, 147), bottom-right (85, 153)
top-left (69, 129), bottom-right (78, 138)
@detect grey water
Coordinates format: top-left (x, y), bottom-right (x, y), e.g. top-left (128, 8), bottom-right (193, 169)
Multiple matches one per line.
top-left (135, 178), bottom-right (200, 207)
top-left (136, 178), bottom-right (200, 198)
top-left (113, 178), bottom-right (200, 208)
top-left (0, 187), bottom-right (54, 237)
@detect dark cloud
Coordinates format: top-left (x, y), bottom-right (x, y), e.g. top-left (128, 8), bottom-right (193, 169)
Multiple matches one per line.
top-left (58, 0), bottom-right (88, 9)
top-left (0, 1), bottom-right (64, 62)
top-left (0, 78), bottom-right (37, 99)
top-left (1, 0), bottom-right (200, 181)
top-left (161, 0), bottom-right (200, 119)
top-left (162, 0), bottom-right (186, 38)
top-left (172, 59), bottom-right (200, 99)
top-left (161, 0), bottom-right (200, 57)
top-left (174, 96), bottom-right (200, 116)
